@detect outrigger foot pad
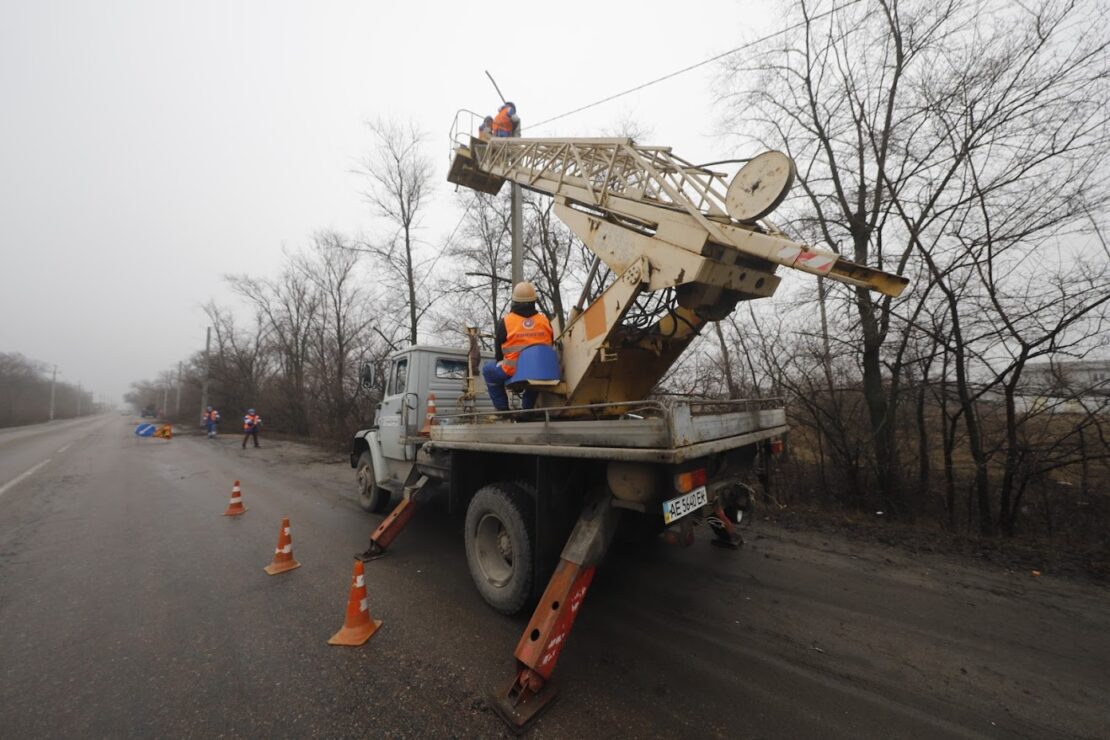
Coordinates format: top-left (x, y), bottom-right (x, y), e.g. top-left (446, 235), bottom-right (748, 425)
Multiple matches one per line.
top-left (490, 672), bottom-right (559, 733)
top-left (708, 505), bottom-right (744, 549)
top-left (355, 542), bottom-right (387, 562)
top-left (710, 534), bottom-right (744, 549)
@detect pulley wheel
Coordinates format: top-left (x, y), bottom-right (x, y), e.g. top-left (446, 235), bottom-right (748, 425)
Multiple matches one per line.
top-left (725, 151), bottom-right (796, 222)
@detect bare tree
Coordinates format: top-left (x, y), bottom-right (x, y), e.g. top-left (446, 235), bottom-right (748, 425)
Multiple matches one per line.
top-left (232, 255), bottom-right (320, 436)
top-left (522, 194), bottom-right (578, 329)
top-left (719, 0), bottom-right (1110, 531)
top-left (302, 232), bottom-right (376, 439)
top-left (202, 301), bottom-right (270, 416)
top-left (357, 118), bottom-right (434, 345)
top-left (445, 191), bottom-right (513, 336)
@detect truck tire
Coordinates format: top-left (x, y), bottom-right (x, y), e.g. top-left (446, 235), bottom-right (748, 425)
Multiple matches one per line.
top-left (464, 482), bottom-right (535, 615)
top-left (355, 451), bottom-right (390, 513)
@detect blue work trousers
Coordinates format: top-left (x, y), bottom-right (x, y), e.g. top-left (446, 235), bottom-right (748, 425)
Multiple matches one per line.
top-left (483, 361), bottom-right (537, 412)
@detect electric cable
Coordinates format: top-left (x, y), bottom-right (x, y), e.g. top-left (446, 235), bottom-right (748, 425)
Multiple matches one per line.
top-left (529, 0), bottom-right (863, 132)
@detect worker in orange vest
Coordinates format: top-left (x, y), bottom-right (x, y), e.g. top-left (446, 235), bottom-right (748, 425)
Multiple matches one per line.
top-left (491, 102), bottom-right (519, 137)
top-left (482, 281), bottom-right (553, 411)
top-left (242, 408), bottom-right (262, 449)
top-left (478, 115), bottom-right (494, 141)
top-left (202, 406), bottom-right (220, 438)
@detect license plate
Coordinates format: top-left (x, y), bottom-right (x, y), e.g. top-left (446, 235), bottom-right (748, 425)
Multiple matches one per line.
top-left (662, 486), bottom-right (708, 525)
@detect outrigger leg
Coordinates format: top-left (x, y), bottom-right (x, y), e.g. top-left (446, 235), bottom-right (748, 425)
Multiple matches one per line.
top-left (492, 490), bottom-right (621, 730)
top-left (707, 503), bottom-right (744, 549)
top-left (356, 472), bottom-right (429, 562)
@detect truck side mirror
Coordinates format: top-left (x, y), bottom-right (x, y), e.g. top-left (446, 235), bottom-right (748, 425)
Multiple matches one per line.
top-left (360, 363), bottom-right (376, 388)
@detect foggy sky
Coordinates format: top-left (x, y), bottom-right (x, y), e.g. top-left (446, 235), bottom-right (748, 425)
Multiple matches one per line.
top-left (0, 1), bottom-right (774, 402)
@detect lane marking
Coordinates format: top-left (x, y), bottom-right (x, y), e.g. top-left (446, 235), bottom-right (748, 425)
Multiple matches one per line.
top-left (0, 458), bottom-right (52, 498)
top-left (56, 442), bottom-right (72, 455)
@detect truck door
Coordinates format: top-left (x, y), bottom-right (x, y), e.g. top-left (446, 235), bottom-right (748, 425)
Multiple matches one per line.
top-left (378, 356), bottom-right (417, 462)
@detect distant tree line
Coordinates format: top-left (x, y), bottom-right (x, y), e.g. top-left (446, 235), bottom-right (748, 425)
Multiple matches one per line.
top-left (0, 353), bottom-right (96, 427)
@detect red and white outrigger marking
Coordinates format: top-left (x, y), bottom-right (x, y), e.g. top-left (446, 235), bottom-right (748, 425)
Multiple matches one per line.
top-left (492, 491), bottom-right (621, 729)
top-left (776, 244), bottom-right (836, 275)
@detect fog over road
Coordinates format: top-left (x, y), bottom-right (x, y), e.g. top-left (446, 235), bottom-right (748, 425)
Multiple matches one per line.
top-left (1, 418), bottom-right (1108, 738)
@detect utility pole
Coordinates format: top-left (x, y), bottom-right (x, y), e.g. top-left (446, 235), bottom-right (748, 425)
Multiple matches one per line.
top-left (48, 364), bottom-right (57, 421)
top-left (175, 361), bottom-right (182, 416)
top-left (199, 326), bottom-right (211, 421)
top-left (77, 382), bottom-right (82, 416)
top-left (511, 184), bottom-right (523, 284)
top-left (162, 385), bottom-right (168, 417)
top-left (510, 119), bottom-right (524, 285)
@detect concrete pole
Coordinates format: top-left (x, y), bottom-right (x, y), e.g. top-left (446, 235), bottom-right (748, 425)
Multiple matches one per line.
top-left (200, 326), bottom-right (211, 421)
top-left (77, 383), bottom-right (82, 416)
top-left (48, 365), bottom-right (57, 421)
top-left (162, 385), bottom-right (168, 417)
top-left (511, 184), bottom-right (523, 285)
top-left (510, 120), bottom-right (524, 285)
top-left (175, 362), bottom-right (182, 416)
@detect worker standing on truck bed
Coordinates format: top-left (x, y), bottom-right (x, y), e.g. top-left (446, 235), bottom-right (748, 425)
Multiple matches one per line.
top-left (242, 408), bottom-right (262, 448)
top-left (483, 281), bottom-right (553, 411)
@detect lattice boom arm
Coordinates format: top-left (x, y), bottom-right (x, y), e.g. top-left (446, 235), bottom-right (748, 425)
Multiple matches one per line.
top-left (448, 137), bottom-right (907, 298)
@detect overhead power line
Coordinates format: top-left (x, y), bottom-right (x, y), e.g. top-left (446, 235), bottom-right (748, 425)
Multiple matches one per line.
top-left (416, 200), bottom-right (474, 294)
top-left (529, 0), bottom-right (863, 131)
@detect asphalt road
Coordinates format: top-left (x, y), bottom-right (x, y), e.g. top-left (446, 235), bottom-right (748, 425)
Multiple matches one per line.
top-left (1, 416), bottom-right (1108, 738)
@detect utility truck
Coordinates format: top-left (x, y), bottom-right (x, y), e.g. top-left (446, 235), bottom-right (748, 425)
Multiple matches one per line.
top-left (349, 117), bottom-right (907, 728)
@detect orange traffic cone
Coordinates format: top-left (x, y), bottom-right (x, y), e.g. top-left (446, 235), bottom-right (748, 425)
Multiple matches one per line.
top-left (419, 393), bottom-right (437, 435)
top-left (264, 517), bottom-right (301, 575)
top-left (223, 480), bottom-right (247, 516)
top-left (328, 560), bottom-right (382, 646)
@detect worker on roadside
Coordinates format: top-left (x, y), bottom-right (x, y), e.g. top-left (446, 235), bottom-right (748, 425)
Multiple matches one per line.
top-left (482, 281), bottom-right (553, 411)
top-left (478, 115), bottom-right (494, 141)
top-left (491, 101), bottom-right (520, 137)
top-left (202, 406), bottom-right (221, 439)
top-left (242, 408), bottom-right (262, 449)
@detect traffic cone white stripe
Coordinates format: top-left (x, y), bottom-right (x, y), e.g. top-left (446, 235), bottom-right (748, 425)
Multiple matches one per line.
top-left (359, 598), bottom-right (368, 612)
top-left (283, 527), bottom-right (290, 535)
top-left (355, 574), bottom-right (365, 588)
top-left (229, 497), bottom-right (242, 504)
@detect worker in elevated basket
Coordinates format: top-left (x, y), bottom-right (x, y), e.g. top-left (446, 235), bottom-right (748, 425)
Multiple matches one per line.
top-left (477, 115), bottom-right (494, 141)
top-left (490, 101), bottom-right (519, 137)
top-left (483, 281), bottom-right (553, 412)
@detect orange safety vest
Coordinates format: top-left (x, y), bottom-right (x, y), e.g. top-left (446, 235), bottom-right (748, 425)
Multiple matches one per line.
top-left (492, 107), bottom-right (514, 137)
top-left (499, 312), bottom-right (553, 376)
top-left (243, 413), bottom-right (261, 431)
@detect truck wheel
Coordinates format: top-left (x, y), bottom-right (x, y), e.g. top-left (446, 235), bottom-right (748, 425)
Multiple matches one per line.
top-left (356, 451), bottom-right (390, 513)
top-left (465, 483), bottom-right (535, 615)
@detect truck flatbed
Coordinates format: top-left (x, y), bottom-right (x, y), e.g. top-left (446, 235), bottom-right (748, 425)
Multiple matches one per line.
top-left (423, 399), bottom-right (787, 464)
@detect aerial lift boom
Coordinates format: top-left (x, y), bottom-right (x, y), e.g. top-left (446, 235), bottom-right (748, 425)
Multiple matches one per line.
top-left (448, 135), bottom-right (907, 408)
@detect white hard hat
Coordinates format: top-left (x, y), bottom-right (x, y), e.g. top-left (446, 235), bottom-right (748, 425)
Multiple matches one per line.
top-left (512, 281), bottom-right (538, 302)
